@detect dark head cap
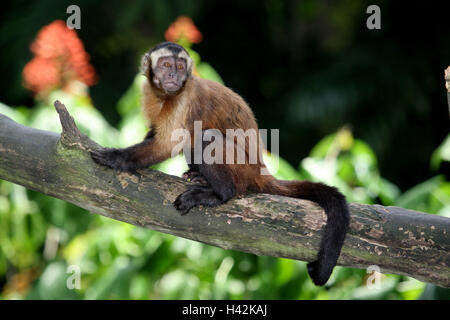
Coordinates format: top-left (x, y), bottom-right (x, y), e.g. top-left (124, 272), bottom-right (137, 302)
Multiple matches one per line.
top-left (141, 42), bottom-right (192, 76)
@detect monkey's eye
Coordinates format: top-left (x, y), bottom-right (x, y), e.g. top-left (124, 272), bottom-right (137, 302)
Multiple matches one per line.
top-left (163, 62), bottom-right (171, 68)
top-left (177, 64), bottom-right (184, 70)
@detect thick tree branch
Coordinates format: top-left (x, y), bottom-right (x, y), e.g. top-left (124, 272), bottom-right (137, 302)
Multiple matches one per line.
top-left (0, 100), bottom-right (449, 287)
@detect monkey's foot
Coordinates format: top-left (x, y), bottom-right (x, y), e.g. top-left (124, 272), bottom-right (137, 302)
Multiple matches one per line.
top-left (174, 185), bottom-right (209, 215)
top-left (182, 169), bottom-right (208, 185)
top-left (174, 185), bottom-right (223, 215)
top-left (174, 189), bottom-right (198, 215)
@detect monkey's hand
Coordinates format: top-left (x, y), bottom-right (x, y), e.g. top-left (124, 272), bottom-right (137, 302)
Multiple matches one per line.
top-left (90, 148), bottom-right (136, 172)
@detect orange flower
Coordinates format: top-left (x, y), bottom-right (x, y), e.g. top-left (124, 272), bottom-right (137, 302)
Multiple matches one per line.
top-left (165, 16), bottom-right (203, 44)
top-left (23, 20), bottom-right (96, 95)
top-left (22, 57), bottom-right (61, 94)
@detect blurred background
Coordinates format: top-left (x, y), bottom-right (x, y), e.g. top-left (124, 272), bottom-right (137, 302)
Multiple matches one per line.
top-left (0, 0), bottom-right (449, 299)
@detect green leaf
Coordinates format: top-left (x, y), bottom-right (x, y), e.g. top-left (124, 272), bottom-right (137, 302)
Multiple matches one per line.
top-left (196, 62), bottom-right (224, 84)
top-left (431, 133), bottom-right (450, 170)
top-left (395, 175), bottom-right (445, 213)
top-left (263, 152), bottom-right (303, 180)
top-left (0, 102), bottom-right (28, 124)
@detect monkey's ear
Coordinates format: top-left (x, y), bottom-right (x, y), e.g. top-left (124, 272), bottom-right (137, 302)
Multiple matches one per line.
top-left (140, 53), bottom-right (151, 77)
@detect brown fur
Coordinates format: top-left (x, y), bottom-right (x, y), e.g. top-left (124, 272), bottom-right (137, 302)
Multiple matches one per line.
top-left (141, 75), bottom-right (272, 194)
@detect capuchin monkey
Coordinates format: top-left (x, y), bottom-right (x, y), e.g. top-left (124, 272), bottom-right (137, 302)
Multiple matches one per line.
top-left (91, 42), bottom-right (349, 286)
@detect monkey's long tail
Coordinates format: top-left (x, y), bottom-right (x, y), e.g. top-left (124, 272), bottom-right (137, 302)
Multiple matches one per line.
top-left (262, 177), bottom-right (349, 286)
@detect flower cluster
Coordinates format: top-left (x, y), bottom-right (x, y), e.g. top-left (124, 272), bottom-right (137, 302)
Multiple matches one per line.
top-left (164, 16), bottom-right (203, 44)
top-left (23, 20), bottom-right (96, 95)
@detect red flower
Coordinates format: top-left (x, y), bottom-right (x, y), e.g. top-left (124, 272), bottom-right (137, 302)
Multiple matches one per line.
top-left (165, 16), bottom-right (203, 44)
top-left (23, 57), bottom-right (61, 94)
top-left (23, 20), bottom-right (96, 95)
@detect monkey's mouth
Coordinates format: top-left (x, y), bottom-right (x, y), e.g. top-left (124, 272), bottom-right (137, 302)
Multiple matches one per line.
top-left (163, 82), bottom-right (180, 91)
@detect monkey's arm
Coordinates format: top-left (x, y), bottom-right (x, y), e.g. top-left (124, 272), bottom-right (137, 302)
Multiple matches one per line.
top-left (90, 130), bottom-right (171, 172)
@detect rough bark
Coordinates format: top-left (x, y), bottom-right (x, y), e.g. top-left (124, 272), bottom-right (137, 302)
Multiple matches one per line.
top-left (0, 100), bottom-right (449, 287)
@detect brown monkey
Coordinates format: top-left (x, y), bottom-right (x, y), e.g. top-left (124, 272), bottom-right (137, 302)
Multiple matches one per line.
top-left (91, 42), bottom-right (349, 286)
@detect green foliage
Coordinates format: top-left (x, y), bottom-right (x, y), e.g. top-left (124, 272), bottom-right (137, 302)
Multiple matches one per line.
top-left (299, 128), bottom-right (400, 205)
top-left (395, 176), bottom-right (450, 217)
top-left (431, 133), bottom-right (450, 171)
top-left (0, 56), bottom-right (449, 301)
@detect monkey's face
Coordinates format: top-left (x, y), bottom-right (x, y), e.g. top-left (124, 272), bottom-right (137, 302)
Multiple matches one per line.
top-left (152, 56), bottom-right (189, 94)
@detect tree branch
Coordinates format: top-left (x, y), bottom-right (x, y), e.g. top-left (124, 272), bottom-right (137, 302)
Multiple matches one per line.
top-left (0, 100), bottom-right (449, 287)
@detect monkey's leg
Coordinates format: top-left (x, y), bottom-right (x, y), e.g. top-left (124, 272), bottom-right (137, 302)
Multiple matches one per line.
top-left (174, 164), bottom-right (236, 215)
top-left (91, 129), bottom-right (169, 172)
